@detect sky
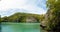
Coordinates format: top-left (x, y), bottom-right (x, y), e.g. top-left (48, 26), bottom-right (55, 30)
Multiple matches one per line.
top-left (0, 0), bottom-right (47, 17)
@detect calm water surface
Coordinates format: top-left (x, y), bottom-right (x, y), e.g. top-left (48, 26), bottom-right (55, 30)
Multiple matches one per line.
top-left (1, 23), bottom-right (41, 32)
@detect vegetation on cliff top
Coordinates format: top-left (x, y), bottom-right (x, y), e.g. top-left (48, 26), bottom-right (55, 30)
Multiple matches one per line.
top-left (40, 0), bottom-right (60, 32)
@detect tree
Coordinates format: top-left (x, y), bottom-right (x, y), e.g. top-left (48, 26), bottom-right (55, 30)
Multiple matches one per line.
top-left (1, 16), bottom-right (8, 22)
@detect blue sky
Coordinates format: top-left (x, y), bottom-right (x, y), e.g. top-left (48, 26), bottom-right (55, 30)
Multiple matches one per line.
top-left (0, 0), bottom-right (47, 17)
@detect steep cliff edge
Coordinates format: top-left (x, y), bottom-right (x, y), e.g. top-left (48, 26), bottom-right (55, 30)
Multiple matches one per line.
top-left (40, 0), bottom-right (60, 32)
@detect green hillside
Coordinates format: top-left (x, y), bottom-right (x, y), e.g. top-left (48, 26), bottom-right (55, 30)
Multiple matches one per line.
top-left (1, 12), bottom-right (44, 23)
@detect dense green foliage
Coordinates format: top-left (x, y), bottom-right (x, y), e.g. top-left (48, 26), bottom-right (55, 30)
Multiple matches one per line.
top-left (40, 0), bottom-right (60, 32)
top-left (1, 12), bottom-right (44, 23)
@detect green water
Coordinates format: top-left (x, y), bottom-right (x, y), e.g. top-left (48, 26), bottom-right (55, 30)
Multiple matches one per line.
top-left (1, 23), bottom-right (41, 32)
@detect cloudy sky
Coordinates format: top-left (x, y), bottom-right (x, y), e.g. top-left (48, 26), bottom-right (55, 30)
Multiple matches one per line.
top-left (0, 0), bottom-right (47, 17)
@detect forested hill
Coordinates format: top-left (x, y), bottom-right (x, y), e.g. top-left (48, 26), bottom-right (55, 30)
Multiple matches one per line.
top-left (1, 12), bottom-right (44, 23)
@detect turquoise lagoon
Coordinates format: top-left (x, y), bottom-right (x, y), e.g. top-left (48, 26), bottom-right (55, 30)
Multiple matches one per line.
top-left (1, 23), bottom-right (41, 32)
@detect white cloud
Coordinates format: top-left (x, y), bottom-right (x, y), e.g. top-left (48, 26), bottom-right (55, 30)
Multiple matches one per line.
top-left (22, 5), bottom-right (46, 14)
top-left (0, 0), bottom-right (28, 10)
top-left (0, 0), bottom-right (46, 17)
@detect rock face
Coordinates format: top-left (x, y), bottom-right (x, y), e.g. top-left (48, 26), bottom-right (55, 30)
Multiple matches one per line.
top-left (40, 0), bottom-right (60, 32)
top-left (26, 16), bottom-right (38, 23)
top-left (40, 9), bottom-right (60, 32)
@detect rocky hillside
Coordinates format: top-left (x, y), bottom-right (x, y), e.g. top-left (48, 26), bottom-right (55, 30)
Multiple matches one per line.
top-left (40, 0), bottom-right (60, 32)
